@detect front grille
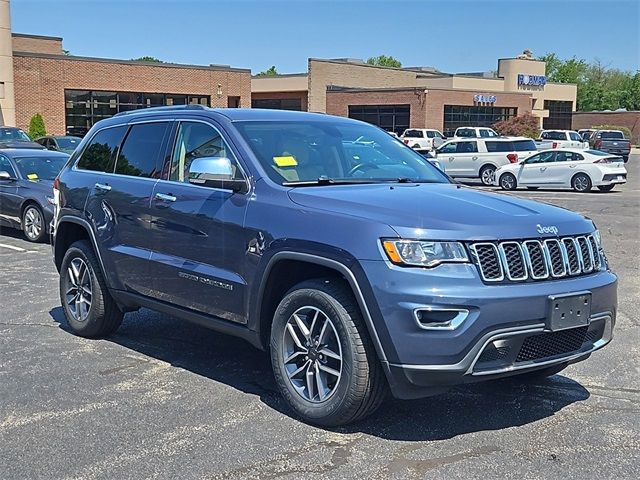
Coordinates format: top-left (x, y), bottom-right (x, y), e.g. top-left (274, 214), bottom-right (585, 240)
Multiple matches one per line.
top-left (470, 234), bottom-right (601, 283)
top-left (515, 327), bottom-right (588, 362)
top-left (477, 344), bottom-right (511, 363)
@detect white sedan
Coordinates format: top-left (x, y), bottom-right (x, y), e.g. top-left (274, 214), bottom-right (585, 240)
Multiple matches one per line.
top-left (494, 149), bottom-right (627, 193)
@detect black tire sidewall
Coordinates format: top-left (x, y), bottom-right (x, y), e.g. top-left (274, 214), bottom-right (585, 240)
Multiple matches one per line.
top-left (59, 243), bottom-right (104, 336)
top-left (270, 285), bottom-right (359, 423)
top-left (22, 204), bottom-right (45, 242)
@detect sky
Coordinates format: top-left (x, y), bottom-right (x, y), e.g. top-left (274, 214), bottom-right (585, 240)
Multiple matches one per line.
top-left (9, 0), bottom-right (640, 75)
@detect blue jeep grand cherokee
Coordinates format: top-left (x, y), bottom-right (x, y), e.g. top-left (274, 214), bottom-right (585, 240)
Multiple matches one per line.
top-left (52, 106), bottom-right (617, 426)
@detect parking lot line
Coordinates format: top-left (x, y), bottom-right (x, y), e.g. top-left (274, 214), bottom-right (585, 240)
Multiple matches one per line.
top-left (0, 243), bottom-right (29, 252)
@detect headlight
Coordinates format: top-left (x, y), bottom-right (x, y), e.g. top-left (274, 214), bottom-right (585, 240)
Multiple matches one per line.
top-left (382, 239), bottom-right (469, 267)
top-left (593, 229), bottom-right (602, 249)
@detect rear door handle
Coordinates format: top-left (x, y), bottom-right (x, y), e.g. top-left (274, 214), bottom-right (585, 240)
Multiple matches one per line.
top-left (539, 167), bottom-right (547, 171)
top-left (94, 183), bottom-right (111, 192)
top-left (155, 192), bottom-right (176, 202)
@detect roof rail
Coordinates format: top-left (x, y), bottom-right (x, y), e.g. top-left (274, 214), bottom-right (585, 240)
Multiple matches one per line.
top-left (113, 105), bottom-right (211, 117)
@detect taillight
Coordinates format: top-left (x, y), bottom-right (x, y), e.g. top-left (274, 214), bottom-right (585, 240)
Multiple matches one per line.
top-left (595, 139), bottom-right (602, 149)
top-left (403, 139), bottom-right (409, 144)
top-left (552, 142), bottom-right (558, 149)
top-left (507, 153), bottom-right (518, 163)
top-left (594, 158), bottom-right (610, 164)
top-left (52, 177), bottom-right (60, 209)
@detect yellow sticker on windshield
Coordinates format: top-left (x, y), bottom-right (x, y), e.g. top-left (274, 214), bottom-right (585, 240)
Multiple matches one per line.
top-left (27, 173), bottom-right (38, 180)
top-left (273, 155), bottom-right (298, 167)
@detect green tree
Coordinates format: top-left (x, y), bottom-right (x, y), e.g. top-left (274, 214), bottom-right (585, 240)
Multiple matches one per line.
top-left (131, 56), bottom-right (164, 63)
top-left (256, 66), bottom-right (278, 77)
top-left (28, 114), bottom-right (46, 139)
top-left (366, 55), bottom-right (401, 68)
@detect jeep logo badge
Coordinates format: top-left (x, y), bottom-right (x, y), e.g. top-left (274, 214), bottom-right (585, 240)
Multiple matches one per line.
top-left (537, 224), bottom-right (559, 235)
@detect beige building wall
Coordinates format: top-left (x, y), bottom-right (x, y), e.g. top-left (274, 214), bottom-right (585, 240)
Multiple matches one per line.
top-left (252, 74), bottom-right (308, 93)
top-left (308, 59), bottom-right (427, 112)
top-left (0, 0), bottom-right (16, 126)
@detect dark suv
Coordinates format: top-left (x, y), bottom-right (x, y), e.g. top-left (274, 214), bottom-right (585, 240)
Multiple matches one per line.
top-left (53, 106), bottom-right (617, 426)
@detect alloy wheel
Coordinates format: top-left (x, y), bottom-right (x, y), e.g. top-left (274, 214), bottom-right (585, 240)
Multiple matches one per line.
top-left (500, 174), bottom-right (515, 190)
top-left (282, 306), bottom-right (343, 403)
top-left (65, 257), bottom-right (93, 322)
top-left (23, 206), bottom-right (43, 240)
top-left (574, 175), bottom-right (589, 192)
top-left (481, 168), bottom-right (495, 186)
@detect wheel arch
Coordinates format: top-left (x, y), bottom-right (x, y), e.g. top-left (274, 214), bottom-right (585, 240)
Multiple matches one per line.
top-left (571, 171), bottom-right (593, 186)
top-left (54, 216), bottom-right (105, 276)
top-left (253, 251), bottom-right (388, 363)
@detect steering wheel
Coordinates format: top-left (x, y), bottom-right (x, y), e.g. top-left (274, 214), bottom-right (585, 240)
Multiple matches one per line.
top-left (347, 162), bottom-right (380, 176)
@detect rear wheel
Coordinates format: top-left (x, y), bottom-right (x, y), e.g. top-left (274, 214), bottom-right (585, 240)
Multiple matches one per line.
top-left (597, 184), bottom-right (615, 192)
top-left (59, 240), bottom-right (123, 337)
top-left (22, 204), bottom-right (46, 242)
top-left (479, 165), bottom-right (496, 186)
top-left (270, 278), bottom-right (386, 426)
top-left (499, 173), bottom-right (517, 190)
top-left (572, 173), bottom-right (592, 192)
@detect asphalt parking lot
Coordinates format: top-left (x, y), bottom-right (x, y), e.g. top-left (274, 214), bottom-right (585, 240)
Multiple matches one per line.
top-left (1, 157), bottom-right (638, 479)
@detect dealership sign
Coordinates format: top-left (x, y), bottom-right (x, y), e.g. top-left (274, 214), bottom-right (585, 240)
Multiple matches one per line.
top-left (474, 94), bottom-right (497, 104)
top-left (518, 74), bottom-right (546, 86)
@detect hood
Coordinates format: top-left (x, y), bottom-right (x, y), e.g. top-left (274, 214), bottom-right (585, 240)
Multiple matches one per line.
top-left (23, 178), bottom-right (54, 192)
top-left (287, 183), bottom-right (593, 241)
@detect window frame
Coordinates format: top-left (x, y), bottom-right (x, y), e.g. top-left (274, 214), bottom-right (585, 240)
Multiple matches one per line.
top-left (161, 118), bottom-right (250, 193)
top-left (73, 124), bottom-right (129, 173)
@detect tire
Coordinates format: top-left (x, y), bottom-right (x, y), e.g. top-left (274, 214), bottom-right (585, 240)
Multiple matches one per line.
top-left (597, 184), bottom-right (615, 192)
top-left (59, 240), bottom-right (123, 338)
top-left (526, 186), bottom-right (539, 190)
top-left (571, 173), bottom-right (592, 192)
top-left (479, 165), bottom-right (496, 186)
top-left (270, 278), bottom-right (386, 426)
top-left (514, 362), bottom-right (569, 380)
top-left (22, 204), bottom-right (46, 242)
top-left (499, 173), bottom-right (517, 190)
top-left (623, 155), bottom-right (628, 163)
top-left (412, 144), bottom-right (420, 149)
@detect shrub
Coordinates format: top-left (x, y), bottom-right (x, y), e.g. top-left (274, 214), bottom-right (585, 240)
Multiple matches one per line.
top-left (28, 114), bottom-right (46, 139)
top-left (493, 113), bottom-right (540, 138)
top-left (591, 124), bottom-right (632, 140)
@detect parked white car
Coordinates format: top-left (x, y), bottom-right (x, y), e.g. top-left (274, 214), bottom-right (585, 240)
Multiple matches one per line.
top-left (400, 128), bottom-right (446, 150)
top-left (536, 130), bottom-right (588, 150)
top-left (494, 149), bottom-right (627, 192)
top-left (453, 126), bottom-right (499, 138)
top-left (431, 136), bottom-right (537, 185)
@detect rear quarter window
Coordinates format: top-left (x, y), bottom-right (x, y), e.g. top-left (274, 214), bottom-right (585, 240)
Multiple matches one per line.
top-left (76, 126), bottom-right (127, 172)
top-left (485, 141), bottom-right (512, 152)
top-left (512, 139), bottom-right (537, 151)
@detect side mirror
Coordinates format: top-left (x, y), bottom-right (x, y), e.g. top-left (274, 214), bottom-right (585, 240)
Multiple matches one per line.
top-left (188, 157), bottom-right (247, 193)
top-left (0, 171), bottom-right (15, 181)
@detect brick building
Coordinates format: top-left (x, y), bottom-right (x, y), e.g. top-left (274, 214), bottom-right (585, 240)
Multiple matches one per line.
top-left (572, 111), bottom-right (640, 145)
top-left (6, 33), bottom-right (251, 135)
top-left (252, 56), bottom-right (578, 136)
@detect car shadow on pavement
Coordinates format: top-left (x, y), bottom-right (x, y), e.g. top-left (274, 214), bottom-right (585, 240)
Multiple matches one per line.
top-left (50, 306), bottom-right (590, 441)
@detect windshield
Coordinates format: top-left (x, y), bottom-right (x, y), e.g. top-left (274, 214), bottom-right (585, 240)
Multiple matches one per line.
top-left (14, 155), bottom-right (69, 181)
top-left (56, 137), bottom-right (81, 152)
top-left (601, 131), bottom-right (625, 139)
top-left (235, 120), bottom-right (450, 186)
top-left (0, 127), bottom-right (31, 142)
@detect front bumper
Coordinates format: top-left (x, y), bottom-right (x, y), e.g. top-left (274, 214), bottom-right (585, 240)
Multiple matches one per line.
top-left (359, 260), bottom-right (617, 399)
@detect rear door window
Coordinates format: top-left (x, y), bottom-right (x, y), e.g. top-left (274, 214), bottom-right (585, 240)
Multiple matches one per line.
top-left (438, 142), bottom-right (457, 154)
top-left (456, 141), bottom-right (478, 153)
top-left (77, 126), bottom-right (127, 172)
top-left (114, 122), bottom-right (171, 178)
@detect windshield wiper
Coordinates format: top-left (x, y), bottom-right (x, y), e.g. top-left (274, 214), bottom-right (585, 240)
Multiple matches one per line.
top-left (283, 177), bottom-right (383, 187)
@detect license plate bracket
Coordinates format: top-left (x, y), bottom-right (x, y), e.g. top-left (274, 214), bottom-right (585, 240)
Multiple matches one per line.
top-left (546, 292), bottom-right (591, 331)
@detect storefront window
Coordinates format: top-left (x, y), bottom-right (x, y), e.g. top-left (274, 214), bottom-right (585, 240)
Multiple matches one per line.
top-left (348, 105), bottom-right (410, 135)
top-left (252, 98), bottom-right (303, 111)
top-left (64, 90), bottom-right (211, 136)
top-left (443, 105), bottom-right (517, 137)
top-left (543, 101), bottom-right (572, 130)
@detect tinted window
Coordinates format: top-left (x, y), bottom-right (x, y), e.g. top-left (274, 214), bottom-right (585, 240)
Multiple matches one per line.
top-left (554, 152), bottom-right (583, 162)
top-left (0, 155), bottom-right (16, 177)
top-left (485, 141), bottom-right (512, 153)
top-left (403, 130), bottom-right (423, 138)
top-left (438, 142), bottom-right (457, 154)
top-left (14, 155), bottom-right (69, 181)
top-left (169, 122), bottom-right (241, 183)
top-left (600, 131), bottom-right (625, 139)
top-left (456, 141), bottom-right (478, 153)
top-left (77, 126), bottom-right (127, 172)
top-left (512, 139), bottom-right (537, 151)
top-left (426, 131), bottom-right (436, 138)
top-left (456, 128), bottom-right (475, 137)
top-left (0, 127), bottom-right (31, 142)
top-left (235, 121), bottom-right (449, 185)
top-left (56, 137), bottom-right (81, 152)
top-left (115, 123), bottom-right (170, 178)
top-left (569, 132), bottom-right (582, 141)
top-left (479, 129), bottom-right (497, 138)
top-left (527, 151), bottom-right (555, 164)
top-left (541, 131), bottom-right (566, 141)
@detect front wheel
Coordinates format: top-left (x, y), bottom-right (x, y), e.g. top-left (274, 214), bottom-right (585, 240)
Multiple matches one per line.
top-left (499, 173), bottom-right (517, 190)
top-left (270, 278), bottom-right (386, 426)
top-left (572, 173), bottom-right (592, 192)
top-left (22, 204), bottom-right (46, 242)
top-left (597, 184), bottom-right (615, 192)
top-left (479, 165), bottom-right (496, 186)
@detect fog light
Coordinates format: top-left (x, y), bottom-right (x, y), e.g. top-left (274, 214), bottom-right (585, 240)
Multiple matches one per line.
top-left (414, 307), bottom-right (469, 330)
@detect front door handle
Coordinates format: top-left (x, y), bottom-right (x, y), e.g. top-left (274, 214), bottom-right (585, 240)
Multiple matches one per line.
top-left (95, 183), bottom-right (111, 192)
top-left (472, 156), bottom-right (478, 160)
top-left (155, 192), bottom-right (176, 202)
top-left (449, 156), bottom-right (455, 161)
top-left (539, 167), bottom-right (547, 171)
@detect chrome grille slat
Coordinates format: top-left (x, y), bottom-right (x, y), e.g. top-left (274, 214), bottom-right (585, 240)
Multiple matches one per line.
top-left (471, 234), bottom-right (601, 283)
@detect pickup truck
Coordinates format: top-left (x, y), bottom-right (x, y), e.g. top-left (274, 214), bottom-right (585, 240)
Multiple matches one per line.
top-left (589, 130), bottom-right (631, 162)
top-left (536, 130), bottom-right (588, 150)
top-left (400, 128), bottom-right (446, 150)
